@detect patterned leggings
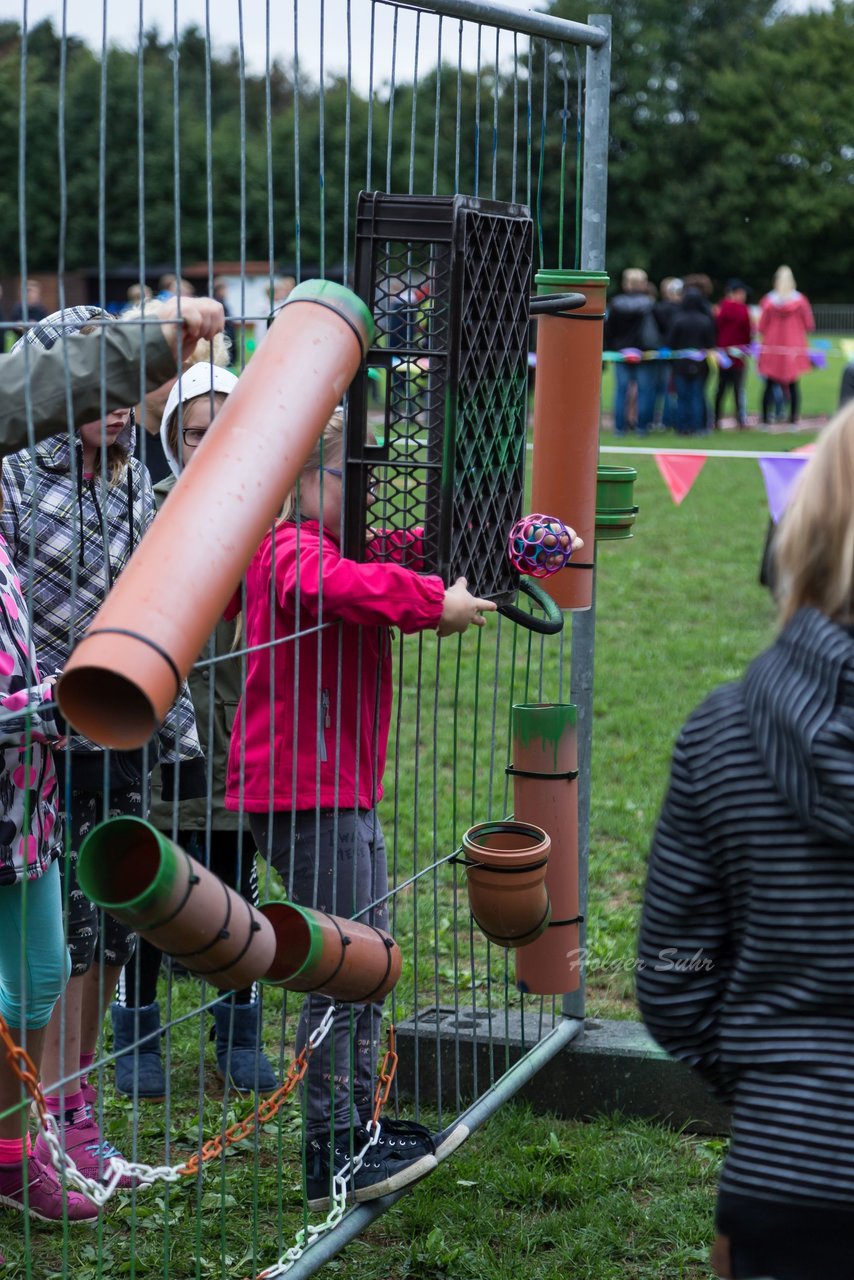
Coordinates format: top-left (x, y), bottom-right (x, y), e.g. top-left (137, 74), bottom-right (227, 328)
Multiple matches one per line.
top-left (61, 788), bottom-right (140, 977)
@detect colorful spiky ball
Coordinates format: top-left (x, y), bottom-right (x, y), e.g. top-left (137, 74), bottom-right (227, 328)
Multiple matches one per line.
top-left (507, 514), bottom-right (574, 577)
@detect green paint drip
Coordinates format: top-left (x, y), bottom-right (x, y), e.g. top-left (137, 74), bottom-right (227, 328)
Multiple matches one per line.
top-left (513, 702), bottom-right (576, 771)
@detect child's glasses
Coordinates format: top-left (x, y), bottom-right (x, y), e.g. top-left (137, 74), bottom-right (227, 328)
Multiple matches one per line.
top-left (322, 466), bottom-right (379, 494)
top-left (182, 428), bottom-right (207, 447)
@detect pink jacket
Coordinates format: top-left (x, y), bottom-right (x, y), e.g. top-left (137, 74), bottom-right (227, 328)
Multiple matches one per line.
top-left (758, 291), bottom-right (815, 384)
top-left (225, 520), bottom-right (445, 813)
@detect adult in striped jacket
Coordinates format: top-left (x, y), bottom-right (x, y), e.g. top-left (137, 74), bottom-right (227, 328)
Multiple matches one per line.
top-left (638, 400), bottom-right (854, 1280)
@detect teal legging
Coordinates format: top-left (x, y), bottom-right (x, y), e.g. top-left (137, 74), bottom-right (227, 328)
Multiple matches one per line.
top-left (0, 860), bottom-right (70, 1031)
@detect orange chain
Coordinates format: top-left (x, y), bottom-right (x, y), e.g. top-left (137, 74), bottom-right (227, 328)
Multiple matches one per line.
top-left (370, 1024), bottom-right (398, 1127)
top-left (0, 1009), bottom-right (398, 1179)
top-left (0, 1013), bottom-right (49, 1128)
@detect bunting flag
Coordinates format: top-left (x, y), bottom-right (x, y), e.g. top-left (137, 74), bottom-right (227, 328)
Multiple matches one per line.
top-left (758, 454), bottom-right (810, 523)
top-left (654, 452), bottom-right (707, 505)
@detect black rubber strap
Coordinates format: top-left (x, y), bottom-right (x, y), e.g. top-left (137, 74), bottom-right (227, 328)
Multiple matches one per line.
top-left (451, 853), bottom-right (550, 874)
top-left (548, 914), bottom-right (585, 928)
top-left (284, 296), bottom-right (370, 360)
top-left (140, 847), bottom-right (200, 933)
top-left (564, 560), bottom-right (595, 570)
top-left (194, 907), bottom-right (268, 979)
top-left (168, 878), bottom-right (234, 960)
top-left (78, 627), bottom-right (181, 700)
top-left (359, 931), bottom-right (396, 1003)
top-left (505, 765), bottom-right (578, 781)
top-left (473, 900), bottom-right (551, 946)
top-left (317, 912), bottom-right (350, 989)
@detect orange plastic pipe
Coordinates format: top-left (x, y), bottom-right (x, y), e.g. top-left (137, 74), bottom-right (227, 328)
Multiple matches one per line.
top-left (58, 281), bottom-right (375, 748)
top-left (530, 271), bottom-right (608, 610)
top-left (513, 703), bottom-right (580, 996)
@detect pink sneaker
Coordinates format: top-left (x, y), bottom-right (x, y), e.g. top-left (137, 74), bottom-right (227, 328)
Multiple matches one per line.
top-left (0, 1150), bottom-right (99, 1222)
top-left (81, 1078), bottom-right (98, 1110)
top-left (34, 1105), bottom-right (135, 1190)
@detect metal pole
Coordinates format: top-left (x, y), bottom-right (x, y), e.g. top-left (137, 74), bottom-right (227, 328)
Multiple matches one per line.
top-left (279, 1016), bottom-right (584, 1280)
top-left (381, 0), bottom-right (608, 48)
top-left (564, 13), bottom-right (611, 1022)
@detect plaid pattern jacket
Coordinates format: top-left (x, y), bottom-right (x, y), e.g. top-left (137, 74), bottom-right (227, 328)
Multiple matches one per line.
top-left (0, 428), bottom-right (202, 766)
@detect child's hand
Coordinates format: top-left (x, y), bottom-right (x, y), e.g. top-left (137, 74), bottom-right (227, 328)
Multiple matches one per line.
top-left (437, 577), bottom-right (498, 637)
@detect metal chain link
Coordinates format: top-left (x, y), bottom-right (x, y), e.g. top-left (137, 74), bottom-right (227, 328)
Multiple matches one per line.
top-left (0, 1004), bottom-right (338, 1204)
top-left (252, 1026), bottom-right (399, 1280)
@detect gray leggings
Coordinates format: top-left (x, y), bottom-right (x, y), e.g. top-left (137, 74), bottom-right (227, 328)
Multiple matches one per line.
top-left (249, 809), bottom-right (389, 1136)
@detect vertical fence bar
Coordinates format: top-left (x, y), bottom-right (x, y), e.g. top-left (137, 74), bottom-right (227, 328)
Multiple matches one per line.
top-left (564, 12), bottom-right (611, 1023)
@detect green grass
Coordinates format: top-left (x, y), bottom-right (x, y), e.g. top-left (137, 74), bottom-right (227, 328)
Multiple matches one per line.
top-left (10, 422), bottom-right (817, 1277)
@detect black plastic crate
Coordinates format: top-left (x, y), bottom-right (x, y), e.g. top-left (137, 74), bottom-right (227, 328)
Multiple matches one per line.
top-left (345, 192), bottom-right (533, 605)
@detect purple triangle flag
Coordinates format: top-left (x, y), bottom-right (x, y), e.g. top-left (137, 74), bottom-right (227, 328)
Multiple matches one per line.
top-left (758, 455), bottom-right (810, 524)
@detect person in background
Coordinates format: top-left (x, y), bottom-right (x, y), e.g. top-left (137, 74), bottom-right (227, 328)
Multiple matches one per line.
top-left (667, 289), bottom-right (717, 434)
top-left (638, 400), bottom-right (854, 1280)
top-left (758, 265), bottom-right (815, 426)
top-left (603, 267), bottom-right (661, 437)
top-left (653, 277), bottom-right (683, 429)
top-left (713, 279), bottom-right (753, 430)
top-left (682, 273), bottom-right (715, 316)
top-left (125, 302), bottom-right (229, 485)
top-left (11, 280), bottom-right (48, 337)
top-left (124, 282), bottom-right (152, 312)
top-left (114, 360), bottom-right (278, 1100)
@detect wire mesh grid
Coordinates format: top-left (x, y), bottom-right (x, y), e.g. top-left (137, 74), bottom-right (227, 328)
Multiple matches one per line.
top-left (0, 4), bottom-right (609, 1277)
top-left (345, 191), bottom-right (532, 603)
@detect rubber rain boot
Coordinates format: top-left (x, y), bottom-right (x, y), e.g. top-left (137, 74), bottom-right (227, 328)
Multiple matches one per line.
top-left (110, 1001), bottom-right (166, 1101)
top-left (211, 1000), bottom-right (278, 1096)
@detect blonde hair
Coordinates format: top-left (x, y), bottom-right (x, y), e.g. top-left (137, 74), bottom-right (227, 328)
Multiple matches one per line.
top-left (774, 265), bottom-right (796, 296)
top-left (622, 267), bottom-right (648, 292)
top-left (279, 411), bottom-right (344, 523)
top-left (775, 403), bottom-right (854, 626)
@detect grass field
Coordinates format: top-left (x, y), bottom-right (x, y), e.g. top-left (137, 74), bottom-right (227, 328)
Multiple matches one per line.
top-left (8, 419), bottom-right (821, 1278)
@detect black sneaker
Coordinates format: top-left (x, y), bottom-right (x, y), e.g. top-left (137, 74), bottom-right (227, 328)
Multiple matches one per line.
top-left (305, 1128), bottom-right (436, 1212)
top-left (376, 1114), bottom-right (469, 1164)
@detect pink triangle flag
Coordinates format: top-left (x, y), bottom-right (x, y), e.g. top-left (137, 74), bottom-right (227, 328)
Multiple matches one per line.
top-left (654, 453), bottom-right (707, 506)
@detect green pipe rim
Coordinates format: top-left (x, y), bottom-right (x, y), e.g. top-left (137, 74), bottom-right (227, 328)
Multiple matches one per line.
top-left (259, 899), bottom-right (327, 985)
top-left (284, 278), bottom-right (376, 348)
top-left (535, 269), bottom-right (610, 287)
top-left (77, 815), bottom-right (177, 912)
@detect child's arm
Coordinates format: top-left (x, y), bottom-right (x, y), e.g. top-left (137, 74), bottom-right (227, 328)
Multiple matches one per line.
top-left (281, 534), bottom-right (495, 636)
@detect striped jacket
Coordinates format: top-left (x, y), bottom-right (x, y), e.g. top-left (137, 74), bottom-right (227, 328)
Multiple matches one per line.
top-left (0, 426), bottom-right (201, 767)
top-left (637, 607), bottom-right (854, 1105)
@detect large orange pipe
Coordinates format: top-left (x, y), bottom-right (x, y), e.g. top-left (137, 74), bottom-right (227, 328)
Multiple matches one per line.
top-left (513, 703), bottom-right (580, 996)
top-left (530, 271), bottom-right (608, 610)
top-left (58, 281), bottom-right (374, 749)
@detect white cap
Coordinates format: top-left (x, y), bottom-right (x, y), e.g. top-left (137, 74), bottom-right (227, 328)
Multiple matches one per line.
top-left (160, 363), bottom-right (239, 476)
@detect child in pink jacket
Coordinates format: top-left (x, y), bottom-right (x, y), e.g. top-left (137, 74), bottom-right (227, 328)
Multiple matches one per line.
top-left (226, 411), bottom-right (494, 1210)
